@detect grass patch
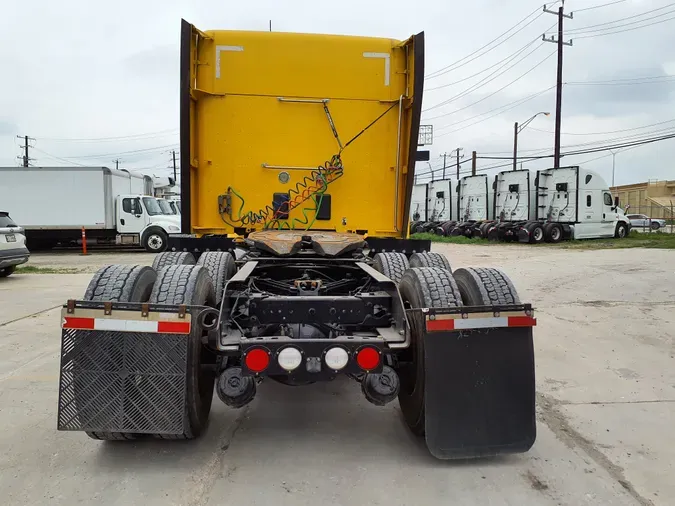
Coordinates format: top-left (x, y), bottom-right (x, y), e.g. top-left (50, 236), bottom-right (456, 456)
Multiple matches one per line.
top-left (413, 230), bottom-right (675, 250)
top-left (15, 265), bottom-right (81, 274)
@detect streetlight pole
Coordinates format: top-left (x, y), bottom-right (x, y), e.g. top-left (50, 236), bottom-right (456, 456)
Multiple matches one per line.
top-left (610, 149), bottom-right (618, 187)
top-left (513, 112), bottom-right (550, 171)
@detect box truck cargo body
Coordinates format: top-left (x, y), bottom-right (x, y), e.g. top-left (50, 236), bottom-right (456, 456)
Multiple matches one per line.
top-left (0, 167), bottom-right (180, 251)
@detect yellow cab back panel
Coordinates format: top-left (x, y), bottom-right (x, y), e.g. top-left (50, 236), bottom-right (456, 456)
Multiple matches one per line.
top-left (179, 20), bottom-right (424, 238)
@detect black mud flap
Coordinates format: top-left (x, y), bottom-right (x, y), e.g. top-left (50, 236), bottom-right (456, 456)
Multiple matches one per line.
top-left (423, 326), bottom-right (536, 459)
top-left (57, 302), bottom-right (197, 435)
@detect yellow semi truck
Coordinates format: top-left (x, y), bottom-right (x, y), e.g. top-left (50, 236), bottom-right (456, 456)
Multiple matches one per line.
top-left (56, 20), bottom-right (536, 459)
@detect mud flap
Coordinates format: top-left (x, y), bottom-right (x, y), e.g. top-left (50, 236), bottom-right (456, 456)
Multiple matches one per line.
top-left (57, 302), bottom-right (196, 435)
top-left (423, 326), bottom-right (535, 459)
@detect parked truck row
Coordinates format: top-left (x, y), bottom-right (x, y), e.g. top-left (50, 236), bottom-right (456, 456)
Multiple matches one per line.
top-left (410, 166), bottom-right (632, 243)
top-left (0, 167), bottom-right (182, 251)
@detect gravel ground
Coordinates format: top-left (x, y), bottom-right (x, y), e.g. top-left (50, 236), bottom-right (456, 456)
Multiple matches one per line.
top-left (1, 244), bottom-right (673, 506)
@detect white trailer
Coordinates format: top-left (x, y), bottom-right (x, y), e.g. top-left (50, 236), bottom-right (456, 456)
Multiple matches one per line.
top-left (0, 167), bottom-right (181, 252)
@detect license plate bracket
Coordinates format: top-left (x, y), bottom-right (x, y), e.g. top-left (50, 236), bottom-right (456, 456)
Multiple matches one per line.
top-left (5, 234), bottom-right (16, 242)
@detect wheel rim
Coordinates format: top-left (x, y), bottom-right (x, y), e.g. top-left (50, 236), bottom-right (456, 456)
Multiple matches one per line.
top-left (619, 226), bottom-right (626, 237)
top-left (533, 228), bottom-right (543, 241)
top-left (148, 234), bottom-right (163, 250)
top-left (552, 227), bottom-right (561, 241)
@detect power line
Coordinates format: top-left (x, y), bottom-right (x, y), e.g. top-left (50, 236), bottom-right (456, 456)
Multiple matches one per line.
top-left (425, 3), bottom-right (557, 80)
top-left (425, 38), bottom-right (541, 92)
top-left (574, 13), bottom-right (675, 39)
top-left (573, 0), bottom-right (626, 13)
top-left (481, 124), bottom-right (675, 156)
top-left (435, 86), bottom-right (556, 138)
top-left (424, 50), bottom-right (557, 121)
top-left (528, 118), bottom-right (675, 136)
top-left (565, 3), bottom-right (675, 34)
top-left (59, 143), bottom-right (179, 159)
top-left (30, 147), bottom-right (88, 166)
top-left (423, 40), bottom-right (545, 112)
top-left (566, 76), bottom-right (675, 86)
top-left (36, 129), bottom-right (179, 142)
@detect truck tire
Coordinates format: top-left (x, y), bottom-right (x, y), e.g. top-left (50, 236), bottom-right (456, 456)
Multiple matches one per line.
top-left (372, 252), bottom-right (409, 284)
top-left (452, 267), bottom-right (520, 305)
top-left (528, 223), bottom-right (545, 244)
top-left (615, 222), bottom-right (628, 239)
top-left (149, 265), bottom-right (216, 439)
top-left (409, 252), bottom-right (452, 272)
top-left (197, 252), bottom-right (236, 303)
top-left (151, 251), bottom-right (195, 272)
top-left (544, 223), bottom-right (563, 243)
top-left (397, 267), bottom-right (463, 435)
top-left (81, 264), bottom-right (158, 441)
top-left (0, 266), bottom-right (16, 278)
top-left (142, 228), bottom-right (169, 253)
top-left (84, 264), bottom-right (157, 303)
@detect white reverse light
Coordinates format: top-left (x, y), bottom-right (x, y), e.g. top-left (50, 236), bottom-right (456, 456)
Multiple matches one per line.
top-left (325, 347), bottom-right (349, 370)
top-left (277, 347), bottom-right (302, 371)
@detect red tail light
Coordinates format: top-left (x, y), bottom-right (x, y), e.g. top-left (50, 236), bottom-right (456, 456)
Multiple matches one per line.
top-left (356, 347), bottom-right (380, 371)
top-left (245, 348), bottom-right (270, 373)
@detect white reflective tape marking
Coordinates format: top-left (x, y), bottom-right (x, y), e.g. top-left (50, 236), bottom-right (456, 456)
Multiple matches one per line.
top-left (216, 45), bottom-right (244, 79)
top-left (453, 317), bottom-right (508, 330)
top-left (94, 319), bottom-right (159, 332)
top-left (363, 52), bottom-right (390, 86)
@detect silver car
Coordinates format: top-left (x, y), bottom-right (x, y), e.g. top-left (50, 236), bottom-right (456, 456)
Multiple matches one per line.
top-left (626, 214), bottom-right (667, 230)
top-left (0, 211), bottom-right (30, 277)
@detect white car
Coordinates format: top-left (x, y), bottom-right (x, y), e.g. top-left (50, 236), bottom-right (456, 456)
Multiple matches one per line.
top-left (626, 214), bottom-right (667, 230)
top-left (0, 211), bottom-right (30, 277)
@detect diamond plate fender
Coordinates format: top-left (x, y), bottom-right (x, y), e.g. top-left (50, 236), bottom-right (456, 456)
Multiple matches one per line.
top-left (423, 326), bottom-right (536, 459)
top-left (57, 328), bottom-right (189, 435)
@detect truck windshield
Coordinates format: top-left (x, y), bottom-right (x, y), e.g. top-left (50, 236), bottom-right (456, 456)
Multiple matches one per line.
top-left (169, 201), bottom-right (180, 214)
top-left (142, 197), bottom-right (163, 216)
top-left (0, 213), bottom-right (18, 227)
top-left (157, 199), bottom-right (175, 215)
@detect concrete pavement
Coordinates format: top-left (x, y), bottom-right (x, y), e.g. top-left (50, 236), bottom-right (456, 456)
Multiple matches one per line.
top-left (1, 245), bottom-right (673, 505)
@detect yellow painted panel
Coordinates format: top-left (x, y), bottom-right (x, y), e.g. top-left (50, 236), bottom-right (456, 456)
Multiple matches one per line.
top-left (198, 31), bottom-right (405, 101)
top-left (193, 95), bottom-right (402, 233)
top-left (187, 25), bottom-right (418, 237)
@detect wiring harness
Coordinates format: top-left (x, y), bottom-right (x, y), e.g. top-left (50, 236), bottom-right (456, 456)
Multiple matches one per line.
top-left (220, 154), bottom-right (344, 230)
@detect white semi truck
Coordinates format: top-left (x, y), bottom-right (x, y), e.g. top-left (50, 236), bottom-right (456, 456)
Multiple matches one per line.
top-left (411, 166), bottom-right (631, 243)
top-left (486, 166), bottom-right (631, 243)
top-left (0, 167), bottom-right (181, 252)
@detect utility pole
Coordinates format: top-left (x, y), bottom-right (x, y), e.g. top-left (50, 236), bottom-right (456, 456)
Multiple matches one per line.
top-left (16, 135), bottom-right (35, 167)
top-left (454, 147), bottom-right (464, 179)
top-left (172, 150), bottom-right (178, 181)
top-left (471, 151), bottom-right (477, 176)
top-left (543, 3), bottom-right (572, 169)
top-left (513, 122), bottom-right (519, 172)
top-left (439, 153), bottom-right (449, 179)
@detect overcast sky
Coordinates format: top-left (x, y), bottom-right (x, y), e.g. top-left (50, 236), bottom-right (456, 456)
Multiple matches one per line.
top-left (1, 0), bottom-right (673, 186)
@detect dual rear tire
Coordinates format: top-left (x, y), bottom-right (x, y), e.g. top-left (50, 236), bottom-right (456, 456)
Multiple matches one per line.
top-left (81, 251), bottom-right (235, 441)
top-left (396, 265), bottom-right (521, 437)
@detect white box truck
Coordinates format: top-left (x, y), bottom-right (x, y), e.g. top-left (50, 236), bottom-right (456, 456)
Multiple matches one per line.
top-left (0, 167), bottom-right (181, 252)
